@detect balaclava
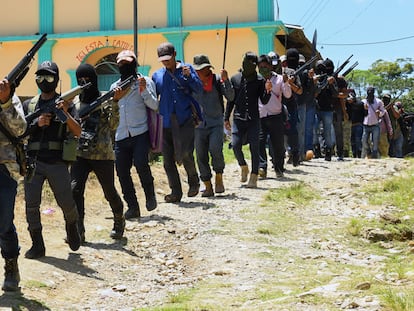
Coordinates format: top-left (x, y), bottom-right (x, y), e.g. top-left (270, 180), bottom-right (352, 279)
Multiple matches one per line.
top-left (367, 86), bottom-right (375, 103)
top-left (242, 52), bottom-right (258, 81)
top-left (76, 63), bottom-right (100, 104)
top-left (286, 48), bottom-right (299, 69)
top-left (36, 74), bottom-right (59, 94)
top-left (323, 58), bottom-right (334, 75)
top-left (119, 59), bottom-right (138, 81)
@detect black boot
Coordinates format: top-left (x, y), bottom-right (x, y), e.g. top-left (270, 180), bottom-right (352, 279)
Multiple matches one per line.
top-left (313, 144), bottom-right (322, 158)
top-left (143, 182), bottom-right (157, 211)
top-left (2, 258), bottom-right (20, 292)
top-left (124, 206), bottom-right (140, 220)
top-left (78, 217), bottom-right (85, 244)
top-left (65, 222), bottom-right (81, 251)
top-left (325, 148), bottom-right (332, 161)
top-left (110, 214), bottom-right (125, 239)
top-left (25, 230), bottom-right (45, 259)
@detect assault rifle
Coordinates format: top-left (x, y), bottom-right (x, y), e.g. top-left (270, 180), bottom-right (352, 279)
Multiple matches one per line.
top-left (78, 75), bottom-right (136, 119)
top-left (25, 82), bottom-right (92, 124)
top-left (293, 54), bottom-right (319, 76)
top-left (6, 34), bottom-right (47, 90)
top-left (341, 61), bottom-right (359, 77)
top-left (282, 54), bottom-right (319, 78)
top-left (319, 54), bottom-right (353, 89)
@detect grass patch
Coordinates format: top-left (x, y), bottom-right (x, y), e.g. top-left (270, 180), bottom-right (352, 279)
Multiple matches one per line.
top-left (379, 287), bottom-right (414, 311)
top-left (263, 181), bottom-right (320, 207)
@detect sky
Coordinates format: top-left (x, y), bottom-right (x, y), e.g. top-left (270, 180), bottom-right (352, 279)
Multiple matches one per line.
top-left (277, 0), bottom-right (414, 70)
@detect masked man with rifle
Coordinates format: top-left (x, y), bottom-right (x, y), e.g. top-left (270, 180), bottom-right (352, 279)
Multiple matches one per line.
top-left (112, 50), bottom-right (159, 220)
top-left (70, 63), bottom-right (125, 242)
top-left (22, 61), bottom-right (82, 259)
top-left (0, 79), bottom-right (27, 291)
top-left (315, 59), bottom-right (339, 161)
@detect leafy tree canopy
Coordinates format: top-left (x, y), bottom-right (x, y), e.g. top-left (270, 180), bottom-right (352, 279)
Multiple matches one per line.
top-left (345, 58), bottom-right (414, 112)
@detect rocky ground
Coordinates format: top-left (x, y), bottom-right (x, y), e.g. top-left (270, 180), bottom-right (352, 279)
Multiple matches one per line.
top-left (0, 156), bottom-right (412, 311)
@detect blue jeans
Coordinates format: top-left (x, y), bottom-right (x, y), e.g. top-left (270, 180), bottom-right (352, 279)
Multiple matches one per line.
top-left (351, 124), bottom-right (363, 158)
top-left (317, 110), bottom-right (334, 149)
top-left (115, 131), bottom-right (154, 209)
top-left (298, 104), bottom-right (316, 156)
top-left (0, 165), bottom-right (19, 259)
top-left (390, 135), bottom-right (404, 158)
top-left (232, 118), bottom-right (260, 174)
top-left (195, 124), bottom-right (225, 181)
top-left (362, 124), bottom-right (380, 158)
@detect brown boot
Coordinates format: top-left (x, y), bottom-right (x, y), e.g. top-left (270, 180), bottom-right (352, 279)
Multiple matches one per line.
top-left (246, 173), bottom-right (258, 188)
top-left (240, 165), bottom-right (249, 182)
top-left (215, 173), bottom-right (225, 193)
top-left (202, 180), bottom-right (214, 197)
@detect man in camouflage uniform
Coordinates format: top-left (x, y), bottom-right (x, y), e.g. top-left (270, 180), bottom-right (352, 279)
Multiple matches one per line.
top-left (0, 79), bottom-right (27, 291)
top-left (71, 63), bottom-right (125, 243)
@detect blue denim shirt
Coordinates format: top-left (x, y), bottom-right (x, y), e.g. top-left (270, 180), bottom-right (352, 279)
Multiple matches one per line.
top-left (111, 76), bottom-right (159, 141)
top-left (152, 62), bottom-right (203, 128)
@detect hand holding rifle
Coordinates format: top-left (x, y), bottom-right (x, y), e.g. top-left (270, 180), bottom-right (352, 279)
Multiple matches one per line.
top-left (0, 79), bottom-right (12, 104)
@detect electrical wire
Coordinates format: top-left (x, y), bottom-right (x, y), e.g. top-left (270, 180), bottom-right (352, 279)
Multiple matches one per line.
top-left (320, 35), bottom-right (414, 46)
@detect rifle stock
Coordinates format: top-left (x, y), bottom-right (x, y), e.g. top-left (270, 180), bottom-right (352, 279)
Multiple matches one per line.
top-left (6, 34), bottom-right (47, 89)
top-left (79, 75), bottom-right (135, 119)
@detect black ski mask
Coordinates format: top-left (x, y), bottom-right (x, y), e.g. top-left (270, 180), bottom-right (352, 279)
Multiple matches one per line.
top-left (76, 63), bottom-right (100, 104)
top-left (323, 58), bottom-right (334, 75)
top-left (119, 59), bottom-right (138, 81)
top-left (35, 61), bottom-right (60, 94)
top-left (242, 52), bottom-right (258, 81)
top-left (286, 48), bottom-right (299, 69)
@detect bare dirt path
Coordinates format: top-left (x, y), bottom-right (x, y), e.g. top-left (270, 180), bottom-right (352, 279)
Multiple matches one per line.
top-left (0, 157), bottom-right (411, 310)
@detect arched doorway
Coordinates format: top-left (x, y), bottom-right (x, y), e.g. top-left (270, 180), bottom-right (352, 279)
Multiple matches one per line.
top-left (94, 53), bottom-right (119, 91)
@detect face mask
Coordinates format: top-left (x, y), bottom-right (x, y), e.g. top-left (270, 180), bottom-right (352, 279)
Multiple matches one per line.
top-left (242, 59), bottom-right (257, 79)
top-left (258, 67), bottom-right (271, 79)
top-left (36, 79), bottom-right (57, 93)
top-left (119, 62), bottom-right (137, 81)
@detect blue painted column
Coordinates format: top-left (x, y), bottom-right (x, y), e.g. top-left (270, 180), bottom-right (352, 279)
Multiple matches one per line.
top-left (252, 26), bottom-right (277, 56)
top-left (167, 0), bottom-right (182, 27)
top-left (257, 0), bottom-right (275, 22)
top-left (99, 0), bottom-right (115, 31)
top-left (39, 0), bottom-right (54, 34)
top-left (139, 65), bottom-right (151, 77)
top-left (37, 40), bottom-right (57, 65)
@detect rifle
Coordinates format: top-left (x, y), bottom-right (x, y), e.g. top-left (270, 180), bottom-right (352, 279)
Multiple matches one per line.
top-left (6, 34), bottom-right (47, 90)
top-left (333, 54), bottom-right (353, 78)
top-left (25, 82), bottom-right (92, 124)
top-left (342, 61), bottom-right (359, 77)
top-left (79, 75), bottom-right (135, 119)
top-left (293, 54), bottom-right (318, 76)
top-left (318, 54), bottom-right (353, 90)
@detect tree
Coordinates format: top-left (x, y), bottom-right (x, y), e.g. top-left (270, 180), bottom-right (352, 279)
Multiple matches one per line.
top-left (346, 58), bottom-right (414, 112)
